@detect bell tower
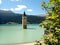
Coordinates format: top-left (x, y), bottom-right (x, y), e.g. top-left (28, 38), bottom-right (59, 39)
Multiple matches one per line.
top-left (22, 12), bottom-right (27, 29)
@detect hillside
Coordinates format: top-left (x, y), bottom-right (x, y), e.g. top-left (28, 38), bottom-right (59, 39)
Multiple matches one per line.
top-left (0, 10), bottom-right (46, 24)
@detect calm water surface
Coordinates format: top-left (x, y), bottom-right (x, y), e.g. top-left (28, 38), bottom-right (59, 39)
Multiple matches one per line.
top-left (0, 24), bottom-right (45, 44)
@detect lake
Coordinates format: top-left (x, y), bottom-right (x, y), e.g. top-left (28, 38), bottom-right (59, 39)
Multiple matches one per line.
top-left (0, 24), bottom-right (45, 44)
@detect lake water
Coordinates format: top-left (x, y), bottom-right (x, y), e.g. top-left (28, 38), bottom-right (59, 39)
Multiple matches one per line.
top-left (0, 24), bottom-right (45, 44)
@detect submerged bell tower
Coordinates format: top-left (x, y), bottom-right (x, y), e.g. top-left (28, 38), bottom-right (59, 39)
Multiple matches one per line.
top-left (22, 12), bottom-right (27, 29)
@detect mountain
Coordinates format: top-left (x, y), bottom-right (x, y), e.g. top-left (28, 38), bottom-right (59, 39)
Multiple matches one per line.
top-left (0, 10), bottom-right (46, 24)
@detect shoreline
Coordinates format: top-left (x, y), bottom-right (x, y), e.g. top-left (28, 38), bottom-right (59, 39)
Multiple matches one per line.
top-left (0, 42), bottom-right (34, 45)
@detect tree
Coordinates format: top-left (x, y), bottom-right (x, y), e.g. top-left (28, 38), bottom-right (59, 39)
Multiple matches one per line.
top-left (40, 0), bottom-right (60, 45)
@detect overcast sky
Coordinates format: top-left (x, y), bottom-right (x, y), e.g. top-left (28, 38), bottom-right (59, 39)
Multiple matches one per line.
top-left (0, 0), bottom-right (48, 15)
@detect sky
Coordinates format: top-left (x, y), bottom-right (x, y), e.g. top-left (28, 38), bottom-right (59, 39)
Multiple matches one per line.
top-left (0, 0), bottom-right (49, 15)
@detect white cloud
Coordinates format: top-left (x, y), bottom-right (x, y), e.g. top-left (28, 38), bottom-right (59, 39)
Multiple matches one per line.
top-left (10, 0), bottom-right (14, 1)
top-left (1, 8), bottom-right (14, 11)
top-left (1, 5), bottom-right (32, 13)
top-left (10, 0), bottom-right (19, 1)
top-left (10, 8), bottom-right (14, 11)
top-left (15, 5), bottom-right (27, 11)
top-left (27, 9), bottom-right (33, 12)
top-left (16, 0), bottom-right (19, 1)
top-left (0, 0), bottom-right (2, 4)
top-left (1, 9), bottom-right (9, 11)
top-left (1, 5), bottom-right (27, 11)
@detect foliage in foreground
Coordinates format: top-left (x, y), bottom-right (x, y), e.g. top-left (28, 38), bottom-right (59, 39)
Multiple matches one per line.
top-left (34, 0), bottom-right (60, 45)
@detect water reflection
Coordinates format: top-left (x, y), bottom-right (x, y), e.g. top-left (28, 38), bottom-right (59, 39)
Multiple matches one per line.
top-left (22, 27), bottom-right (37, 30)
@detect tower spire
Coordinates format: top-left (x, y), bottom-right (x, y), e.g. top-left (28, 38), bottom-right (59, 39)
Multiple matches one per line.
top-left (22, 11), bottom-right (27, 29)
top-left (23, 11), bottom-right (26, 16)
